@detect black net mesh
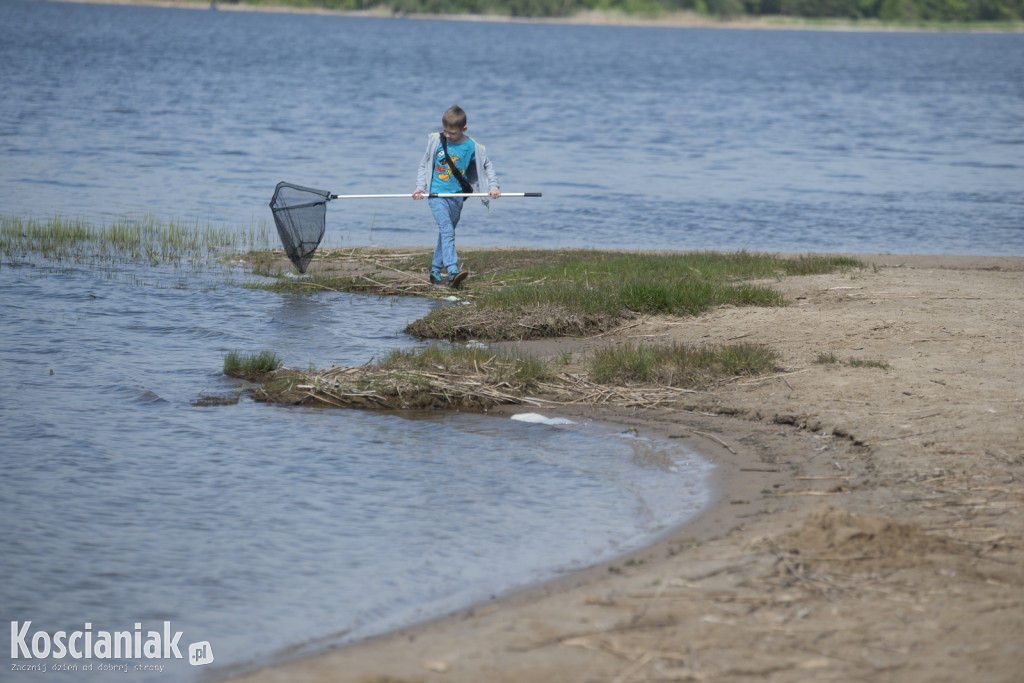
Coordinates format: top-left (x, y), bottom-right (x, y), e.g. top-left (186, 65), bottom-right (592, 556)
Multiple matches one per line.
top-left (269, 182), bottom-right (332, 273)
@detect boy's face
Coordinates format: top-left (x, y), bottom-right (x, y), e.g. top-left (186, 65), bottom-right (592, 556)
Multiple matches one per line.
top-left (443, 124), bottom-right (467, 143)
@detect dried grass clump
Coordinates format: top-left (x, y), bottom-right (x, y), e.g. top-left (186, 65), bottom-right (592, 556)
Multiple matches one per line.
top-left (253, 347), bottom-right (557, 411)
top-left (251, 344), bottom-right (723, 412)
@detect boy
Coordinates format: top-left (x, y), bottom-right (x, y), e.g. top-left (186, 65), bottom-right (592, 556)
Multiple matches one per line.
top-left (413, 105), bottom-right (501, 288)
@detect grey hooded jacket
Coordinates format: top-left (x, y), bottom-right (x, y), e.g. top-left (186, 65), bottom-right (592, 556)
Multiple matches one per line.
top-left (416, 133), bottom-right (500, 207)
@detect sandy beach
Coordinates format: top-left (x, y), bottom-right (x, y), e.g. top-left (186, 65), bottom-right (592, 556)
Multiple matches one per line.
top-left (223, 253), bottom-right (1023, 682)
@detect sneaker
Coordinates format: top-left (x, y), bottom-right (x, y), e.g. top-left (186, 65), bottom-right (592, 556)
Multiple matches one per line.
top-left (429, 271), bottom-right (444, 285)
top-left (448, 271), bottom-right (468, 289)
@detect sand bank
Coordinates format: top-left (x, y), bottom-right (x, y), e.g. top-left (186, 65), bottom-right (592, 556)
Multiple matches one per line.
top-left (225, 253), bottom-right (1022, 682)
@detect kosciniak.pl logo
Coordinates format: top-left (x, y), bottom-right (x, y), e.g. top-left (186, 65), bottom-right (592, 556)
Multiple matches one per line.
top-left (10, 621), bottom-right (213, 666)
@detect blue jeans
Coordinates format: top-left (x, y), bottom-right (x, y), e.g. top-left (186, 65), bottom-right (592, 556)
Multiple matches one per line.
top-left (429, 197), bottom-right (464, 274)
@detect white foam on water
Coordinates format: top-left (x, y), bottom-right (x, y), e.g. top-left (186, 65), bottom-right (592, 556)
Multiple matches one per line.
top-left (510, 412), bottom-right (577, 426)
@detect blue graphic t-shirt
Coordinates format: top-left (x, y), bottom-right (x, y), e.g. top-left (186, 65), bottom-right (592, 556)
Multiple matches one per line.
top-left (431, 137), bottom-right (476, 194)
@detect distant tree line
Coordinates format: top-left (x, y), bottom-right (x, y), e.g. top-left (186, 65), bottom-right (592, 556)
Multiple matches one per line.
top-left (264, 0), bottom-right (1023, 20)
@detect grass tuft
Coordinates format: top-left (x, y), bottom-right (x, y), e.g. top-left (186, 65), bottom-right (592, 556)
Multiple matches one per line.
top-left (224, 350), bottom-right (282, 380)
top-left (408, 251), bottom-right (852, 340)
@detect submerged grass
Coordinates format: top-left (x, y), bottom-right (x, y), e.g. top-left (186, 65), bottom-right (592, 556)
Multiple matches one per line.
top-left (1, 215), bottom-right (273, 266)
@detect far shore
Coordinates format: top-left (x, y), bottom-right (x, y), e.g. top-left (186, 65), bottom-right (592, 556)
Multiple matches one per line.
top-left (50, 0), bottom-right (1024, 32)
top-left (223, 252), bottom-right (1023, 683)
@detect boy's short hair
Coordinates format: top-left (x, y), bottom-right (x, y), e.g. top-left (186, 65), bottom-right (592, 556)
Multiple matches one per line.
top-left (442, 105), bottom-right (467, 129)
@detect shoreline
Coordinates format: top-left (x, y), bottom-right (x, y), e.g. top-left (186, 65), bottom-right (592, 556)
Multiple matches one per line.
top-left (227, 252), bottom-right (1023, 682)
top-left (214, 411), bottom-right (731, 681)
top-left (48, 0), bottom-right (1024, 33)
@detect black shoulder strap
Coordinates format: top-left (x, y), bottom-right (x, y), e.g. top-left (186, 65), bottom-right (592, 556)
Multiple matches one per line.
top-left (439, 135), bottom-right (475, 195)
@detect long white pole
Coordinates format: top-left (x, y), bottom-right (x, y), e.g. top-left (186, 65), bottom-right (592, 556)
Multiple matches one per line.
top-left (329, 192), bottom-right (542, 199)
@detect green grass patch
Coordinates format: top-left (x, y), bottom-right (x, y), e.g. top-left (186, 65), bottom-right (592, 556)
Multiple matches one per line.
top-left (474, 250), bottom-right (853, 292)
top-left (409, 251), bottom-right (860, 340)
top-left (472, 252), bottom-right (858, 316)
top-left (590, 341), bottom-right (780, 387)
top-left (223, 350), bottom-right (282, 380)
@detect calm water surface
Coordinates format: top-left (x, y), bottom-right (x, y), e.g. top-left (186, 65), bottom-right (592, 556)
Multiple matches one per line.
top-left (2, 1), bottom-right (1022, 680)
top-left (1, 0), bottom-right (1021, 254)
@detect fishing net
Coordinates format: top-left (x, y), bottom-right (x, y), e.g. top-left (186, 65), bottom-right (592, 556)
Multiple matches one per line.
top-left (269, 182), bottom-right (332, 273)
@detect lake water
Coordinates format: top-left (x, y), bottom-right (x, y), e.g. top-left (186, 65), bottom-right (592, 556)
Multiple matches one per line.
top-left (1, 0), bottom-right (1021, 255)
top-left (1, 1), bottom-right (1023, 680)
